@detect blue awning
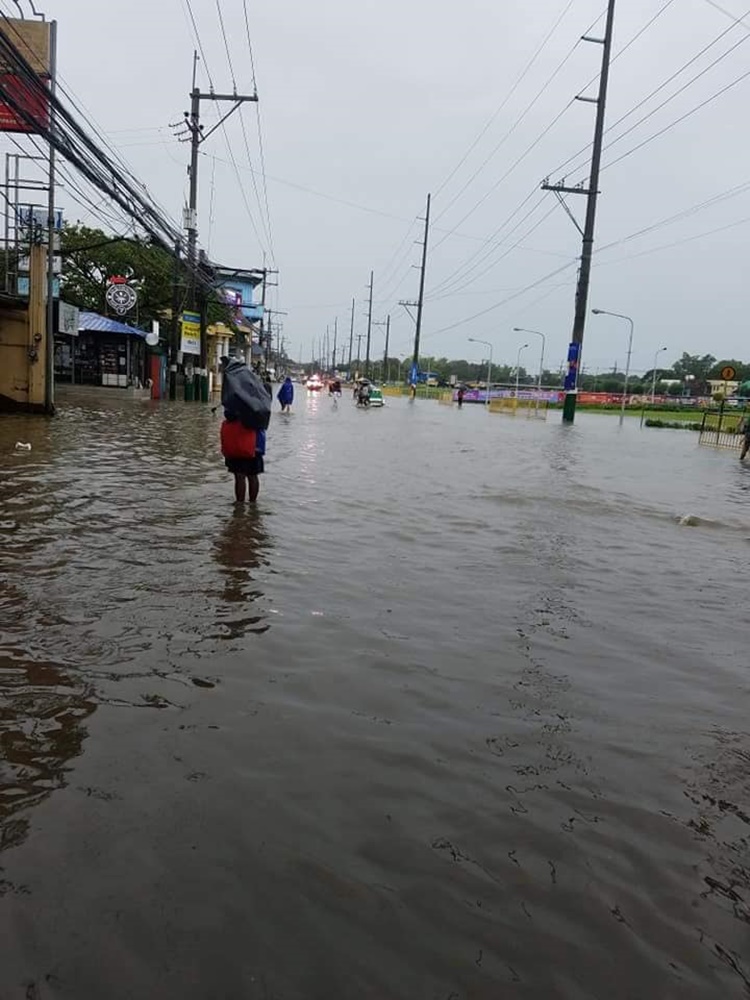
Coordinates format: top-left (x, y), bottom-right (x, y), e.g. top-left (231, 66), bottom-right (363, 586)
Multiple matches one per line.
top-left (78, 311), bottom-right (147, 337)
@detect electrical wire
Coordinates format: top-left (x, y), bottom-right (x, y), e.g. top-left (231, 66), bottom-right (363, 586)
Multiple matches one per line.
top-left (237, 108), bottom-right (274, 260)
top-left (215, 0), bottom-right (237, 92)
top-left (601, 63), bottom-right (750, 173)
top-left (427, 201), bottom-right (559, 302)
top-left (408, 3), bottom-right (682, 311)
top-left (183, 0), bottom-right (215, 91)
top-left (241, 0), bottom-right (276, 266)
top-left (422, 258), bottom-right (578, 341)
top-left (433, 0), bottom-right (578, 202)
top-left (546, 3), bottom-right (750, 183)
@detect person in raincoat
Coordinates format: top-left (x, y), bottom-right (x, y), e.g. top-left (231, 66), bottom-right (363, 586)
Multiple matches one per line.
top-left (277, 376), bottom-right (294, 412)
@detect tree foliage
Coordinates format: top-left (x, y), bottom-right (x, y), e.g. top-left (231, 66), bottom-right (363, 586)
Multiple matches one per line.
top-left (60, 224), bottom-right (173, 326)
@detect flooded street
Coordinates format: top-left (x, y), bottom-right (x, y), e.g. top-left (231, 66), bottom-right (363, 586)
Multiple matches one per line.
top-left (1, 390), bottom-right (749, 998)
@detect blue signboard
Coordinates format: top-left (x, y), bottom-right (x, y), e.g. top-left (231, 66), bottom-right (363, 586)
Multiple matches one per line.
top-left (409, 362), bottom-right (418, 384)
top-left (564, 342), bottom-right (580, 391)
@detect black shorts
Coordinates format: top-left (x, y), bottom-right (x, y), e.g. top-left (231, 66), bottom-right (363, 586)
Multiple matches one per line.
top-left (225, 455), bottom-right (264, 476)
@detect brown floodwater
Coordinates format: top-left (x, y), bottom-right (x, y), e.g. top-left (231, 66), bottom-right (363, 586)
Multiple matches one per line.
top-left (1, 387), bottom-right (749, 998)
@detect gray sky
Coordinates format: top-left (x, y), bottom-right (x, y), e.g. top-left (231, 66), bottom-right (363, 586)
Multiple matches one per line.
top-left (12, 0), bottom-right (750, 374)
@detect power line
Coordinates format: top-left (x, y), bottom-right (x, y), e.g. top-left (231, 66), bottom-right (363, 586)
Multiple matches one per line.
top-left (243, 0), bottom-right (259, 90)
top-left (241, 0), bottom-right (275, 265)
top-left (427, 201), bottom-right (559, 301)
top-left (419, 0), bottom-right (686, 308)
top-left (215, 0), bottom-right (237, 92)
top-left (547, 4), bottom-right (750, 182)
top-left (423, 258), bottom-right (578, 341)
top-left (433, 0), bottom-right (578, 202)
top-left (237, 108), bottom-right (274, 258)
top-left (183, 0), bottom-right (215, 91)
top-left (601, 62), bottom-right (750, 173)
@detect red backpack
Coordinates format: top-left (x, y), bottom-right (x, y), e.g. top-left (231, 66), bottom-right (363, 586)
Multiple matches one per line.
top-left (220, 419), bottom-right (257, 459)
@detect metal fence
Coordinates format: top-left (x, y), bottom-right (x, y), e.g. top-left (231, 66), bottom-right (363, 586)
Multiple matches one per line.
top-left (489, 397), bottom-right (548, 420)
top-left (698, 408), bottom-right (745, 449)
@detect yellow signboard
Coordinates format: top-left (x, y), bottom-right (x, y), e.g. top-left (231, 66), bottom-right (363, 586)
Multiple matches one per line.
top-left (180, 311), bottom-right (201, 355)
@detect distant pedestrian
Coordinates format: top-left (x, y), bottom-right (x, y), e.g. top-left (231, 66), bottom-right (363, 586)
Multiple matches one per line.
top-left (409, 382), bottom-right (417, 400)
top-left (741, 412), bottom-right (750, 460)
top-left (457, 386), bottom-right (465, 408)
top-left (277, 376), bottom-right (294, 413)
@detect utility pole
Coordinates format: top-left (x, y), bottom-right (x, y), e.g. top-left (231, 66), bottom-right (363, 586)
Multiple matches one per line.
top-left (365, 271), bottom-right (374, 378)
top-left (355, 332), bottom-right (364, 374)
top-left (169, 238), bottom-right (182, 400)
top-left (411, 192), bottom-right (431, 385)
top-left (541, 0), bottom-right (616, 424)
top-left (332, 317), bottom-right (338, 371)
top-left (45, 20), bottom-right (58, 415)
top-left (348, 297), bottom-right (355, 373)
top-left (374, 314), bottom-right (391, 383)
top-left (259, 267), bottom-right (268, 367)
top-left (383, 314), bottom-right (390, 383)
top-left (181, 51), bottom-right (258, 402)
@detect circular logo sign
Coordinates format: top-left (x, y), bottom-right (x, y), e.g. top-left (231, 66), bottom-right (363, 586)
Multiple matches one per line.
top-left (721, 365), bottom-right (736, 381)
top-left (105, 281), bottom-right (138, 315)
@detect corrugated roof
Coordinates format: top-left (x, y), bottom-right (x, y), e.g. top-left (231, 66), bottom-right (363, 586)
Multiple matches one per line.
top-left (78, 311), bottom-right (147, 337)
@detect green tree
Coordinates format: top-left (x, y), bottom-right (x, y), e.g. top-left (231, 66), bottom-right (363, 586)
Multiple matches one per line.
top-left (671, 352), bottom-right (716, 393)
top-left (60, 224), bottom-right (173, 326)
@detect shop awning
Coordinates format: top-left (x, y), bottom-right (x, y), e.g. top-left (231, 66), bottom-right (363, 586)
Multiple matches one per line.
top-left (78, 311), bottom-right (147, 337)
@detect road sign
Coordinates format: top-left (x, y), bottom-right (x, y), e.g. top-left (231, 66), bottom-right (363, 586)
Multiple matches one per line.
top-left (721, 365), bottom-right (736, 381)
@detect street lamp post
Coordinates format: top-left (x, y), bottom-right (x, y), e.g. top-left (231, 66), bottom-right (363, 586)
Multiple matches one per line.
top-left (592, 309), bottom-right (634, 427)
top-left (513, 327), bottom-right (546, 396)
top-left (468, 337), bottom-right (493, 408)
top-left (650, 346), bottom-right (667, 402)
top-left (515, 343), bottom-right (529, 399)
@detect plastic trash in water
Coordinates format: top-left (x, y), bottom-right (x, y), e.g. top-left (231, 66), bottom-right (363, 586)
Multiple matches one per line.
top-left (14, 442), bottom-right (31, 451)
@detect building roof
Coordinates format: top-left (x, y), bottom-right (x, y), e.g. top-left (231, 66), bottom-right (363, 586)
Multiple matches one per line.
top-left (78, 311), bottom-right (147, 337)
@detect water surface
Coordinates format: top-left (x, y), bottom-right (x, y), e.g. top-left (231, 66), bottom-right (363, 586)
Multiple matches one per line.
top-left (1, 389), bottom-right (749, 998)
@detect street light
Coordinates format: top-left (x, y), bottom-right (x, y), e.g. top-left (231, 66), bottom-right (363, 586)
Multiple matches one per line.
top-left (515, 343), bottom-right (529, 399)
top-left (513, 327), bottom-right (546, 396)
top-left (651, 346), bottom-right (667, 402)
top-left (468, 337), bottom-right (493, 407)
top-left (592, 308), bottom-right (634, 427)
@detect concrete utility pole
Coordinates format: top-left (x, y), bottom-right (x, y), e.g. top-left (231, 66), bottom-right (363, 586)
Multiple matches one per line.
top-left (411, 192), bottom-right (431, 385)
top-left (542, 0), bottom-right (616, 424)
top-left (365, 270), bottom-right (374, 378)
top-left (332, 316), bottom-right (338, 371)
top-left (355, 332), bottom-right (364, 373)
top-left (383, 314), bottom-right (390, 383)
top-left (45, 20), bottom-right (58, 415)
top-left (348, 297), bottom-right (355, 372)
top-left (374, 314), bottom-right (390, 383)
top-left (183, 51), bottom-right (258, 401)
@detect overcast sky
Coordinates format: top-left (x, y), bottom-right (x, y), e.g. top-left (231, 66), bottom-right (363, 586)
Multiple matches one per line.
top-left (8, 0), bottom-right (750, 373)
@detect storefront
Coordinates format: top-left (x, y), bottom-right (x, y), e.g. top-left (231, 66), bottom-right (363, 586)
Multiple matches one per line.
top-left (54, 311), bottom-right (148, 387)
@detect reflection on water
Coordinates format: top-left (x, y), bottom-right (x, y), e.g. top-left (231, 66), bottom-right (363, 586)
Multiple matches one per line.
top-left (0, 393), bottom-right (749, 998)
top-left (0, 653), bottom-right (95, 856)
top-left (212, 506), bottom-right (270, 636)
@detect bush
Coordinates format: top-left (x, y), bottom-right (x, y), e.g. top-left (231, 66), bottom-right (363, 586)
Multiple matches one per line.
top-left (645, 418), bottom-right (701, 430)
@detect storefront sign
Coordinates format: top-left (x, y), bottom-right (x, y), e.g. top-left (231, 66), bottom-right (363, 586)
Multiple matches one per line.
top-left (58, 300), bottom-right (79, 336)
top-left (180, 311), bottom-right (201, 354)
top-left (105, 277), bottom-right (137, 315)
